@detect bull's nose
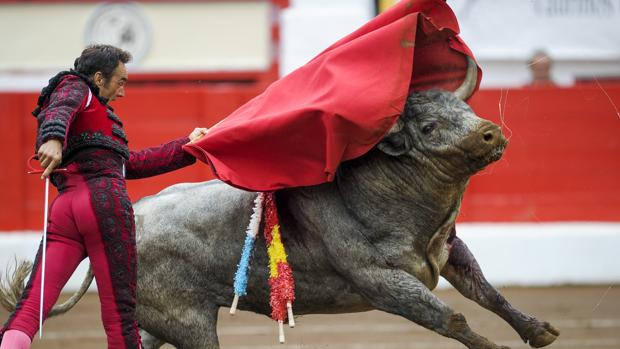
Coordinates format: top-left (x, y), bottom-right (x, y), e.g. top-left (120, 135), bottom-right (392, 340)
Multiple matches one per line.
top-left (461, 121), bottom-right (507, 162)
top-left (483, 129), bottom-right (495, 143)
top-left (480, 123), bottom-right (506, 147)
top-left (482, 127), bottom-right (499, 144)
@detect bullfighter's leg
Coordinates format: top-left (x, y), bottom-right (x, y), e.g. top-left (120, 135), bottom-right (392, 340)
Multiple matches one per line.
top-left (0, 191), bottom-right (86, 344)
top-left (77, 176), bottom-right (142, 349)
top-left (0, 236), bottom-right (85, 343)
top-left (440, 229), bottom-right (559, 348)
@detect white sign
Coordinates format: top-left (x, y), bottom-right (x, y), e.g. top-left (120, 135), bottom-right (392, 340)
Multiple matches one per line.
top-left (450, 0), bottom-right (620, 60)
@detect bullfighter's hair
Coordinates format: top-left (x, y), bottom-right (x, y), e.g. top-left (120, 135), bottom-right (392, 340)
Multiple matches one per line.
top-left (73, 44), bottom-right (132, 81)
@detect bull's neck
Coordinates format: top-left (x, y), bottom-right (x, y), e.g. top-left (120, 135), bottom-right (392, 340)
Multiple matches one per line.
top-left (334, 150), bottom-right (469, 231)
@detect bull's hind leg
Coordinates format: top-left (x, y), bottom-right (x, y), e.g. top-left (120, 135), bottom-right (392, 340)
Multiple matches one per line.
top-left (139, 329), bottom-right (165, 349)
top-left (137, 302), bottom-right (219, 349)
top-left (440, 232), bottom-right (559, 348)
top-left (167, 303), bottom-right (219, 349)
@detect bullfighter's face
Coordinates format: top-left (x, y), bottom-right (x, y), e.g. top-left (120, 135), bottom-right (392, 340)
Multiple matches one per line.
top-left (97, 62), bottom-right (128, 102)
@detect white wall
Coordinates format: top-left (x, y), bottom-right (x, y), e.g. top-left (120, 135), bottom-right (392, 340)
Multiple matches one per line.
top-left (0, 233), bottom-right (95, 292)
top-left (439, 223), bottom-right (620, 288)
top-left (2, 223), bottom-right (619, 292)
top-left (280, 0), bottom-right (374, 76)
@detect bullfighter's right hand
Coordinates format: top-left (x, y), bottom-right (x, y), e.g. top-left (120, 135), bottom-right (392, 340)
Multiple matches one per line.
top-left (37, 139), bottom-right (63, 179)
top-left (188, 127), bottom-right (209, 143)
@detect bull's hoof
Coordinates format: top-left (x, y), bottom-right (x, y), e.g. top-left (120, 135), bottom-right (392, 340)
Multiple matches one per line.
top-left (525, 321), bottom-right (560, 348)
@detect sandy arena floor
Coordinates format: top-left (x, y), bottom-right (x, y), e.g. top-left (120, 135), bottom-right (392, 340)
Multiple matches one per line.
top-left (1, 285), bottom-right (618, 349)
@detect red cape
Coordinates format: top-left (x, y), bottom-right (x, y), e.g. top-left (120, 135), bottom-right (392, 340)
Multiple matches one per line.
top-left (183, 0), bottom-right (481, 191)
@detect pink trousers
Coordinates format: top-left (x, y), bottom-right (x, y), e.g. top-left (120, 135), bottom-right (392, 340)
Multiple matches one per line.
top-left (0, 152), bottom-right (141, 349)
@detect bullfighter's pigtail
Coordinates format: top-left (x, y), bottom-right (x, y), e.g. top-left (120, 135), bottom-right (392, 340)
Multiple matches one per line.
top-left (263, 192), bottom-right (296, 343)
top-left (230, 192), bottom-right (265, 314)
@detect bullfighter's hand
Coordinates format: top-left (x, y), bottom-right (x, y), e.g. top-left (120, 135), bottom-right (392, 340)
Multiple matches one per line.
top-left (189, 127), bottom-right (209, 143)
top-left (37, 139), bottom-right (63, 179)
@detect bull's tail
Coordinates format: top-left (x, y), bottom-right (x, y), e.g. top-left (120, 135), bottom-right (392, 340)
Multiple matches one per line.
top-left (0, 260), bottom-right (32, 313)
top-left (47, 264), bottom-right (94, 317)
top-left (0, 260), bottom-right (95, 318)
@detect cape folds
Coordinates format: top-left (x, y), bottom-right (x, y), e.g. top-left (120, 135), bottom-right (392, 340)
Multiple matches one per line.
top-left (183, 0), bottom-right (481, 191)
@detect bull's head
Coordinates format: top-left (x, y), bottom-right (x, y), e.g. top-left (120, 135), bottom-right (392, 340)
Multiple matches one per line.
top-left (377, 58), bottom-right (507, 181)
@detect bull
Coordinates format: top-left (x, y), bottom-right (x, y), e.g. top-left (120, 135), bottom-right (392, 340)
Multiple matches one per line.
top-left (1, 59), bottom-right (559, 349)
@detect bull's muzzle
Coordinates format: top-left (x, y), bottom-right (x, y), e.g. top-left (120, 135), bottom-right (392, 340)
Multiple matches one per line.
top-left (464, 121), bottom-right (508, 166)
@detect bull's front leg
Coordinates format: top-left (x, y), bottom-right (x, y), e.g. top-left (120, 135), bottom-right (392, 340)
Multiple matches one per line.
top-left (441, 232), bottom-right (559, 348)
top-left (326, 234), bottom-right (508, 348)
top-left (357, 268), bottom-right (510, 349)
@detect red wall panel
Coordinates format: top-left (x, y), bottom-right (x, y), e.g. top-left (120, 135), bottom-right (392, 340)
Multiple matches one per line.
top-left (0, 94), bottom-right (28, 230)
top-left (1, 84), bottom-right (619, 230)
top-left (461, 85), bottom-right (620, 222)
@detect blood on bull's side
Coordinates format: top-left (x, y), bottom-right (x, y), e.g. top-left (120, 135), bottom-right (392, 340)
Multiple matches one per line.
top-left (1, 58), bottom-right (559, 349)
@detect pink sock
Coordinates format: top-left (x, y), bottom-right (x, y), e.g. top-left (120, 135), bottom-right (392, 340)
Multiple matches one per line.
top-left (0, 330), bottom-right (31, 349)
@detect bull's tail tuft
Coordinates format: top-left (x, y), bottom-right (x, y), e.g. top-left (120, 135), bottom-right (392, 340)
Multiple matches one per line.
top-left (0, 260), bottom-right (33, 312)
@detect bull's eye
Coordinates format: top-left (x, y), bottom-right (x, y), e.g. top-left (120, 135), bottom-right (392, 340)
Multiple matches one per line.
top-left (421, 123), bottom-right (436, 135)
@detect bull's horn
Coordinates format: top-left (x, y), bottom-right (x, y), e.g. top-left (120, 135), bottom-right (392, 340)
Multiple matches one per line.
top-left (386, 118), bottom-right (404, 135)
top-left (454, 56), bottom-right (478, 101)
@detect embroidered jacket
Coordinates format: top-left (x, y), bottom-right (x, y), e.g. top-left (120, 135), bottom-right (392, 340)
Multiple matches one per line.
top-left (34, 71), bottom-right (196, 179)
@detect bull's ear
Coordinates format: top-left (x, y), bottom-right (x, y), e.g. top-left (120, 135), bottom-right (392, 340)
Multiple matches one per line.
top-left (377, 120), bottom-right (412, 156)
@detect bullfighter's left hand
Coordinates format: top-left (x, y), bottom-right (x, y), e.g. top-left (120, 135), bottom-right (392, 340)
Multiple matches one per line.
top-left (189, 127), bottom-right (209, 143)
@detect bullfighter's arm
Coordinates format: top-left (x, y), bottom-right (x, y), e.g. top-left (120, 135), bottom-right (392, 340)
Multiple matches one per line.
top-left (36, 75), bottom-right (89, 148)
top-left (125, 137), bottom-right (197, 179)
top-left (441, 232), bottom-right (559, 348)
top-left (324, 228), bottom-right (508, 349)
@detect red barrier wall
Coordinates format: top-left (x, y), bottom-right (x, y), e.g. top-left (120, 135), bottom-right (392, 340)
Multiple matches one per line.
top-left (463, 85), bottom-right (620, 222)
top-left (1, 84), bottom-right (619, 230)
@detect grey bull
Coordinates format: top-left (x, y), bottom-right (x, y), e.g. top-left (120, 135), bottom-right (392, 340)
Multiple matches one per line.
top-left (1, 60), bottom-right (559, 349)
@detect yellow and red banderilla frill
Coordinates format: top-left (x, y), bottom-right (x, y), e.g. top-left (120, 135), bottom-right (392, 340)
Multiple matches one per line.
top-left (230, 192), bottom-right (295, 343)
top-left (263, 193), bottom-right (296, 329)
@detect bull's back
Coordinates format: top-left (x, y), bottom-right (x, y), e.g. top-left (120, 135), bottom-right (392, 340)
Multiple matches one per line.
top-left (133, 180), bottom-right (258, 302)
top-left (134, 180), bottom-right (255, 239)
